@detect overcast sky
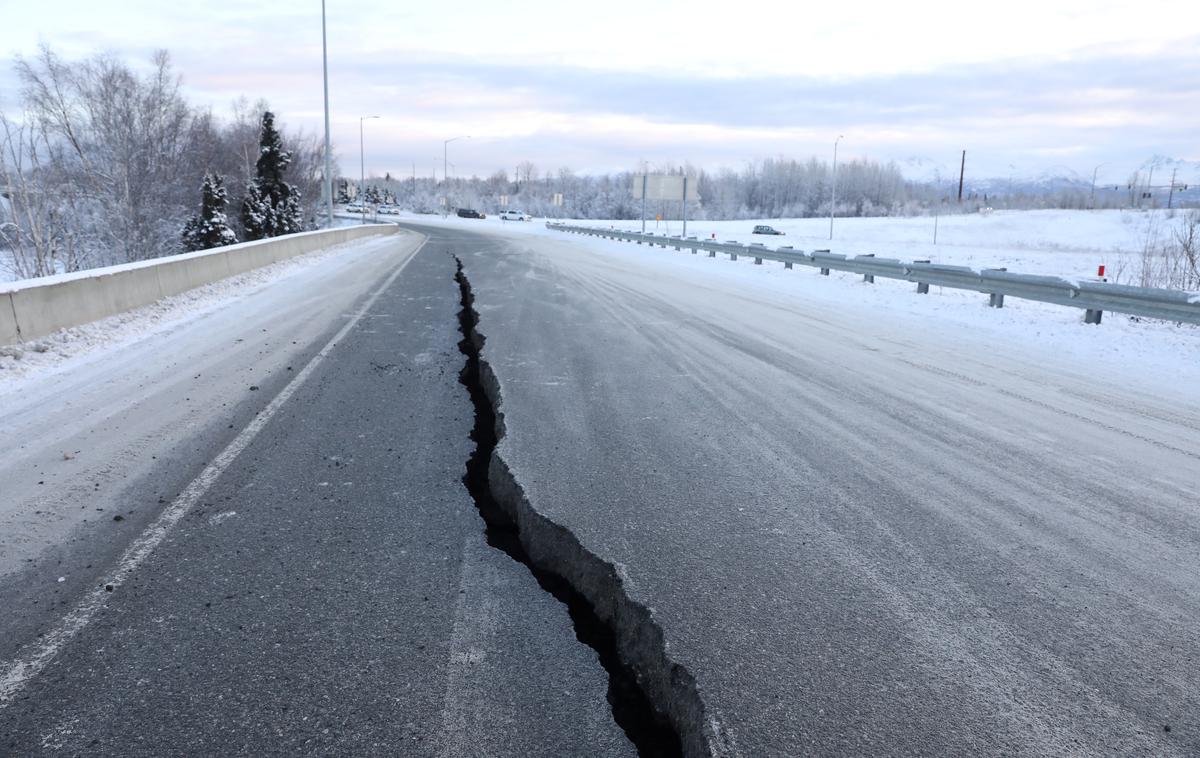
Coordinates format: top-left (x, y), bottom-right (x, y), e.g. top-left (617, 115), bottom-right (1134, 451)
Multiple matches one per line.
top-left (2, 0), bottom-right (1197, 184)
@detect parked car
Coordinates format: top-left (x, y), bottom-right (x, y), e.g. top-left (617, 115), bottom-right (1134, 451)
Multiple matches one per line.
top-left (752, 225), bottom-right (784, 235)
top-left (500, 210), bottom-right (532, 221)
top-left (456, 208), bottom-right (485, 219)
top-left (345, 204), bottom-right (364, 213)
top-left (378, 206), bottom-right (401, 215)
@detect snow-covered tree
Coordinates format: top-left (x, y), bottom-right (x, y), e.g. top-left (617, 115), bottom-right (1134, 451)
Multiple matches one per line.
top-left (241, 111), bottom-right (302, 240)
top-left (181, 173), bottom-right (237, 251)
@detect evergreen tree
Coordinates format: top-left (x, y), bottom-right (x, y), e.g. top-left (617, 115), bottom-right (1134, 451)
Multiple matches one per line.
top-left (181, 173), bottom-right (238, 252)
top-left (241, 111), bottom-right (303, 240)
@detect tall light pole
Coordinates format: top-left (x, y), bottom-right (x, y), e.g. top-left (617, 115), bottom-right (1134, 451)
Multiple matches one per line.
top-left (359, 115), bottom-right (379, 224)
top-left (1090, 162), bottom-right (1109, 210)
top-left (320, 0), bottom-right (333, 228)
top-left (829, 134), bottom-right (844, 241)
top-left (443, 135), bottom-right (470, 188)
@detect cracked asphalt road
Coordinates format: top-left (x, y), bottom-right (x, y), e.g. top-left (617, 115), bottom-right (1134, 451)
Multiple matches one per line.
top-left (5, 218), bottom-right (1200, 757)
top-left (432, 221), bottom-right (1200, 756)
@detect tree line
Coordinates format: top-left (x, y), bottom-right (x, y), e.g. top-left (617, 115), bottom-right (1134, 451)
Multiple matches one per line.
top-left (0, 47), bottom-right (328, 279)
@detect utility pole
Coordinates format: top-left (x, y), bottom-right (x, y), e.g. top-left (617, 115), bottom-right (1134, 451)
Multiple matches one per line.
top-left (1168, 168), bottom-right (1178, 210)
top-left (957, 150), bottom-right (965, 204)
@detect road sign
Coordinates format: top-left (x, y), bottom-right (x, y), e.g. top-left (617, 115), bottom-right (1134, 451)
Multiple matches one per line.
top-left (631, 174), bottom-right (700, 202)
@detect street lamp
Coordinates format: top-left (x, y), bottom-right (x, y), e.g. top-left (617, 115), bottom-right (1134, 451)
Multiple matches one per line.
top-left (359, 115), bottom-right (380, 224)
top-left (321, 0), bottom-right (333, 228)
top-left (829, 134), bottom-right (844, 241)
top-left (1090, 162), bottom-right (1110, 210)
top-left (443, 135), bottom-right (470, 189)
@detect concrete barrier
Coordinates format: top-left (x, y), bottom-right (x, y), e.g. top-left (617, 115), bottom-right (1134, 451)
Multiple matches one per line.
top-left (1, 224), bottom-right (394, 345)
top-left (1, 294), bottom-right (18, 345)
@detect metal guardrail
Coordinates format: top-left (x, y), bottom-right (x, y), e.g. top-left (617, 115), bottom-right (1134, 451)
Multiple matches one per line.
top-left (546, 223), bottom-right (1200, 326)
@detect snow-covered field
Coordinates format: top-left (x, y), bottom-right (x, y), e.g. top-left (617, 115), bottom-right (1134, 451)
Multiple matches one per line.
top-left (569, 208), bottom-right (1198, 281)
top-left (378, 207), bottom-right (1197, 281)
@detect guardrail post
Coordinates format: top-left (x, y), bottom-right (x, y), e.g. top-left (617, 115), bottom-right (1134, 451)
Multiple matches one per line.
top-left (910, 260), bottom-right (929, 293)
top-left (861, 254), bottom-right (875, 283)
top-left (814, 249), bottom-right (831, 275)
top-left (987, 268), bottom-right (1007, 308)
top-left (754, 256), bottom-right (763, 265)
top-left (688, 237), bottom-right (698, 254)
top-left (708, 249), bottom-right (716, 258)
top-left (1085, 308), bottom-right (1103, 325)
top-left (730, 252), bottom-right (739, 261)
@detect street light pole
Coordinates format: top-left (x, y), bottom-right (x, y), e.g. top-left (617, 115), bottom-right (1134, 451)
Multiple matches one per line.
top-left (829, 134), bottom-right (844, 241)
top-left (443, 135), bottom-right (470, 188)
top-left (321, 0), bottom-right (333, 228)
top-left (359, 115), bottom-right (379, 224)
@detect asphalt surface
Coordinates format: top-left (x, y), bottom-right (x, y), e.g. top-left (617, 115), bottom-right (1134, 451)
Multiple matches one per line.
top-left (5, 219), bottom-right (1200, 757)
top-left (0, 233), bottom-right (632, 756)
top-left (415, 221), bottom-right (1200, 756)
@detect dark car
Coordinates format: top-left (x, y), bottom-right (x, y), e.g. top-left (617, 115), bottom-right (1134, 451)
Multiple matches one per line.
top-left (752, 225), bottom-right (784, 235)
top-left (456, 208), bottom-right (485, 219)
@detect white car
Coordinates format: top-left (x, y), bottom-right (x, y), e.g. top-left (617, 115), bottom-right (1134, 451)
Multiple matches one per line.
top-left (500, 210), bottom-right (532, 221)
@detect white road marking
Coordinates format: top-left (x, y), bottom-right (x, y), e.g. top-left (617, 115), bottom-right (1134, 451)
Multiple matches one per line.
top-left (0, 234), bottom-right (428, 706)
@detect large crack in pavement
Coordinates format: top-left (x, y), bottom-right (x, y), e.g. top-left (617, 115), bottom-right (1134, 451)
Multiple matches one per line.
top-left (455, 255), bottom-right (718, 757)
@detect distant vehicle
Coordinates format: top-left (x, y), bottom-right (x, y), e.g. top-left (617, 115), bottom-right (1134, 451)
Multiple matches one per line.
top-left (378, 207), bottom-right (401, 215)
top-left (456, 208), bottom-right (485, 219)
top-left (345, 204), bottom-right (364, 213)
top-left (752, 225), bottom-right (784, 235)
top-left (500, 210), bottom-right (532, 221)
